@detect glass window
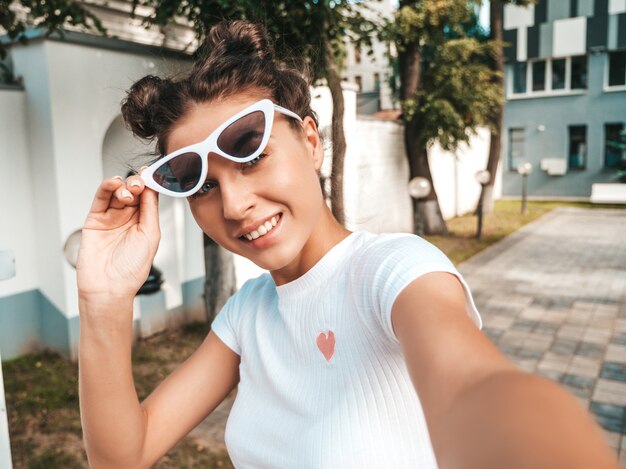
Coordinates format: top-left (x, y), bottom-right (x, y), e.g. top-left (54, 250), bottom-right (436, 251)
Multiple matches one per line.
top-left (513, 62), bottom-right (527, 93)
top-left (355, 75), bottom-right (362, 92)
top-left (608, 50), bottom-right (626, 87)
top-left (568, 125), bottom-right (587, 170)
top-left (571, 55), bottom-right (587, 89)
top-left (532, 60), bottom-right (546, 91)
top-left (605, 123), bottom-right (625, 168)
top-left (374, 72), bottom-right (380, 91)
top-left (509, 128), bottom-right (525, 171)
top-left (354, 45), bottom-right (362, 64)
top-left (552, 58), bottom-right (566, 90)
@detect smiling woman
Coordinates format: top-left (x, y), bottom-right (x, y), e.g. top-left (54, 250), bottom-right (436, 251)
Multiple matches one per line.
top-left (76, 19), bottom-right (619, 469)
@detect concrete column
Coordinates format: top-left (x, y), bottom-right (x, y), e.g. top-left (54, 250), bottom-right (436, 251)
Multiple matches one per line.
top-left (0, 353), bottom-right (12, 469)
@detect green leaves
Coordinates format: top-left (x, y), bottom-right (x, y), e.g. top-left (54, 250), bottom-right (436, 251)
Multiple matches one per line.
top-left (0, 0), bottom-right (107, 58)
top-left (392, 0), bottom-right (502, 152)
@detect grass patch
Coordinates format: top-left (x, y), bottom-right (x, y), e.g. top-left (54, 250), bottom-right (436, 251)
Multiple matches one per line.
top-left (426, 200), bottom-right (624, 264)
top-left (3, 320), bottom-right (230, 468)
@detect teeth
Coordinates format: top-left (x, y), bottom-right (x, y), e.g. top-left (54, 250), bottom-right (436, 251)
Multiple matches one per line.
top-left (243, 214), bottom-right (280, 241)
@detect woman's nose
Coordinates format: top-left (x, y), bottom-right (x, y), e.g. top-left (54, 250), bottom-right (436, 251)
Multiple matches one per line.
top-left (220, 175), bottom-right (255, 221)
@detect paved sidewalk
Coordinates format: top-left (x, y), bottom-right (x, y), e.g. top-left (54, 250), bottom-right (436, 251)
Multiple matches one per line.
top-left (459, 207), bottom-right (626, 466)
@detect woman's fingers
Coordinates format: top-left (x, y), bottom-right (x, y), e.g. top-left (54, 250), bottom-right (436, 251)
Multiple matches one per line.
top-left (139, 187), bottom-right (160, 238)
top-left (89, 177), bottom-right (125, 213)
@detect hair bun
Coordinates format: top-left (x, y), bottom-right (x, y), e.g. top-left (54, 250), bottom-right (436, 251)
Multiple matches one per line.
top-left (121, 75), bottom-right (166, 140)
top-left (202, 20), bottom-right (274, 62)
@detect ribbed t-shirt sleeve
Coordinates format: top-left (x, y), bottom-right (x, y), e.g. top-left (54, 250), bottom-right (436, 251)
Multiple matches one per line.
top-left (352, 234), bottom-right (482, 343)
top-left (210, 292), bottom-right (241, 355)
top-left (210, 274), bottom-right (269, 355)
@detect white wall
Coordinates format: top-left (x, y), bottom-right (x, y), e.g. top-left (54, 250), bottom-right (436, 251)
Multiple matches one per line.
top-left (0, 89), bottom-right (38, 298)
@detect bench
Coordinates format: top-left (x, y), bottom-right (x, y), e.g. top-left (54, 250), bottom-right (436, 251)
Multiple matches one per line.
top-left (590, 183), bottom-right (626, 204)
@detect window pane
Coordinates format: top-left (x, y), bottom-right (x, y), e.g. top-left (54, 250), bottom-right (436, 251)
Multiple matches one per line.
top-left (552, 59), bottom-right (566, 90)
top-left (605, 123), bottom-right (625, 168)
top-left (608, 51), bottom-right (626, 87)
top-left (532, 60), bottom-right (546, 91)
top-left (568, 125), bottom-right (587, 170)
top-left (509, 128), bottom-right (525, 171)
top-left (571, 55), bottom-right (588, 89)
top-left (513, 62), bottom-right (527, 93)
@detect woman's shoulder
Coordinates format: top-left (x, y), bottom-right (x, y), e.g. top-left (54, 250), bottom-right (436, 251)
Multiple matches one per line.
top-left (351, 230), bottom-right (451, 267)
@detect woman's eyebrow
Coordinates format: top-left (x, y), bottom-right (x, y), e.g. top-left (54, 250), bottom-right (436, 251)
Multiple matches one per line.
top-left (230, 129), bottom-right (264, 153)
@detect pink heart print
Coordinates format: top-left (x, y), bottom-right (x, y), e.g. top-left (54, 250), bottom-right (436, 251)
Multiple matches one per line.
top-left (316, 330), bottom-right (335, 362)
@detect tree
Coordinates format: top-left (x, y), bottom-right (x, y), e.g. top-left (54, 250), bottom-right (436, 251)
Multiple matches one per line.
top-left (1, 0), bottom-right (378, 320)
top-left (388, 0), bottom-right (501, 235)
top-left (0, 0), bottom-right (105, 58)
top-left (478, 0), bottom-right (537, 214)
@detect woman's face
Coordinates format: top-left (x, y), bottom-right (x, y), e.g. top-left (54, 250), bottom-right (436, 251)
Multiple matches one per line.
top-left (165, 93), bottom-right (325, 274)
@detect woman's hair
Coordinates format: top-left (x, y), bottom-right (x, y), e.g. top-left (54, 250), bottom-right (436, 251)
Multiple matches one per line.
top-left (121, 20), bottom-right (319, 156)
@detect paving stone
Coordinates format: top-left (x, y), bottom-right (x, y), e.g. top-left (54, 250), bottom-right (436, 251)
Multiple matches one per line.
top-left (606, 344), bottom-right (626, 364)
top-left (533, 322), bottom-right (560, 335)
top-left (612, 333), bottom-right (626, 346)
top-left (560, 373), bottom-right (596, 398)
top-left (576, 341), bottom-right (606, 359)
top-left (589, 402), bottom-right (626, 434)
top-left (593, 380), bottom-right (626, 407)
top-left (557, 325), bottom-right (586, 340)
top-left (550, 338), bottom-right (578, 355)
top-left (602, 430), bottom-right (622, 450)
top-left (601, 362), bottom-right (626, 383)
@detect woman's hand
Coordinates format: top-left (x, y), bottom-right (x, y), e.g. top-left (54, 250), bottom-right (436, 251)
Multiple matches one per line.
top-left (76, 172), bottom-right (161, 305)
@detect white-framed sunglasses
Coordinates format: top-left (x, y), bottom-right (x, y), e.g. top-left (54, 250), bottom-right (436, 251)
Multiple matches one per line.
top-left (140, 98), bottom-right (302, 197)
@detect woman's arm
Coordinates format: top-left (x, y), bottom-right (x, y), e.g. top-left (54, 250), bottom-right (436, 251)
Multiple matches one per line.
top-left (80, 305), bottom-right (239, 468)
top-left (392, 272), bottom-right (618, 469)
top-left (78, 177), bottom-right (240, 468)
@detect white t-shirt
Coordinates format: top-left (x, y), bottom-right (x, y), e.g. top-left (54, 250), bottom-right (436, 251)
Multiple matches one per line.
top-left (211, 230), bottom-right (482, 468)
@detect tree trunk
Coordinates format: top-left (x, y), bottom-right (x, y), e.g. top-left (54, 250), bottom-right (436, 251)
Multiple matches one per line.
top-left (203, 234), bottom-right (236, 324)
top-left (405, 120), bottom-right (448, 235)
top-left (324, 40), bottom-right (347, 227)
top-left (398, 32), bottom-right (448, 235)
top-left (479, 0), bottom-right (505, 214)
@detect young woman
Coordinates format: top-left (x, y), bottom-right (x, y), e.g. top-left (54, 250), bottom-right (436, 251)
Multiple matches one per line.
top-left (77, 20), bottom-right (618, 469)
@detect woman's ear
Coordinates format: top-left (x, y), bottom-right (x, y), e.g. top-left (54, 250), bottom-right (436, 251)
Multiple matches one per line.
top-left (301, 116), bottom-right (324, 171)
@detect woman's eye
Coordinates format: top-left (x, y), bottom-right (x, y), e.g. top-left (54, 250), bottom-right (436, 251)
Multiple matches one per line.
top-left (240, 153), bottom-right (268, 169)
top-left (190, 181), bottom-right (217, 199)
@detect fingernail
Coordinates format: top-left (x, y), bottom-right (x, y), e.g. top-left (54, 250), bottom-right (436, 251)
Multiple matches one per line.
top-left (112, 176), bottom-right (123, 181)
top-left (129, 180), bottom-right (141, 188)
top-left (121, 189), bottom-right (133, 199)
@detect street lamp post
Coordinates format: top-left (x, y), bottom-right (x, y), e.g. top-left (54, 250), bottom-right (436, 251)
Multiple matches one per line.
top-left (0, 250), bottom-right (15, 469)
top-left (475, 170), bottom-right (491, 240)
top-left (517, 162), bottom-right (533, 215)
top-left (408, 177), bottom-right (432, 237)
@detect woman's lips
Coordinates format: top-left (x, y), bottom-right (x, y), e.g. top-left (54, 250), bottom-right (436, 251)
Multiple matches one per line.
top-left (241, 213), bottom-right (283, 248)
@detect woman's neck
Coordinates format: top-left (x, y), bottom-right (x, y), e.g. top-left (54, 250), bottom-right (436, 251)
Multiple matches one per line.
top-left (270, 205), bottom-right (352, 286)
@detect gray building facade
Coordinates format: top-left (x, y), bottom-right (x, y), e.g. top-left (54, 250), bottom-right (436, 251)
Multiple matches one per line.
top-left (502, 0), bottom-right (626, 198)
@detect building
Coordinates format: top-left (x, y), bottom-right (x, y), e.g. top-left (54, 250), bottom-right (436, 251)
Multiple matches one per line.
top-left (501, 0), bottom-right (626, 199)
top-left (341, 0), bottom-right (397, 114)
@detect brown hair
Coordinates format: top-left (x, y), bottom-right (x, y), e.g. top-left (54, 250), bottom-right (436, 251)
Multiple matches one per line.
top-left (121, 20), bottom-right (318, 157)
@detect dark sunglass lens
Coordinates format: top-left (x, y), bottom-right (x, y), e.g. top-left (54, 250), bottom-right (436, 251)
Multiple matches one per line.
top-left (217, 110), bottom-right (266, 159)
top-left (152, 152), bottom-right (202, 193)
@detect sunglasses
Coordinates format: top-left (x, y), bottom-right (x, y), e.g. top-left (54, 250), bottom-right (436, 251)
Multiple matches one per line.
top-left (140, 99), bottom-right (302, 197)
